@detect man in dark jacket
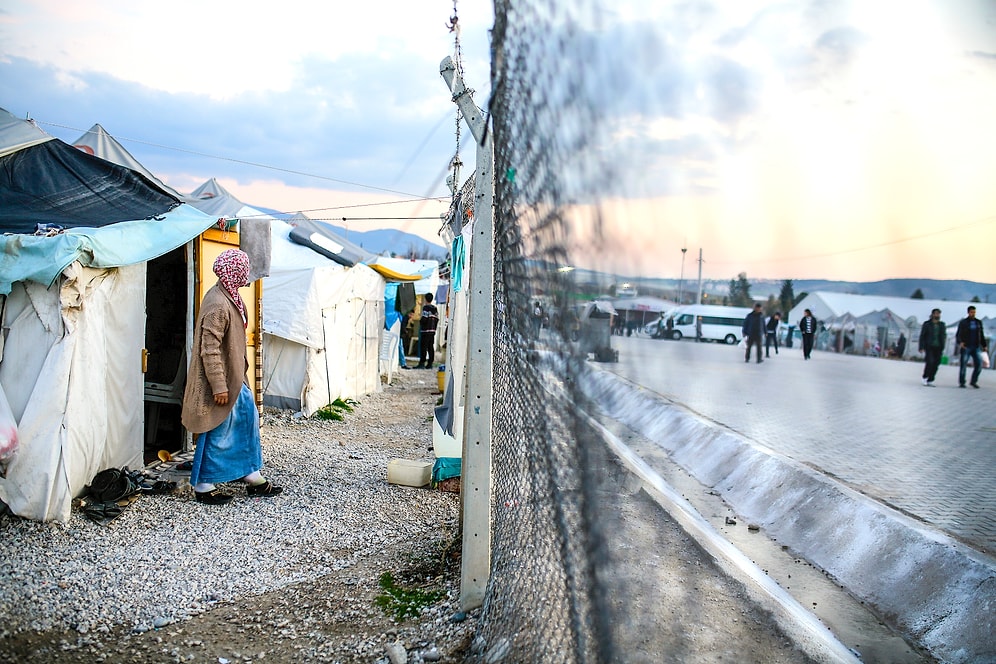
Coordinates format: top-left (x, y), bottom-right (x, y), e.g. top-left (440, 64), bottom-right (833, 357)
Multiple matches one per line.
top-left (742, 303), bottom-right (765, 364)
top-left (918, 308), bottom-right (946, 387)
top-left (798, 309), bottom-right (818, 360)
top-left (956, 305), bottom-right (988, 388)
top-left (416, 292), bottom-right (440, 369)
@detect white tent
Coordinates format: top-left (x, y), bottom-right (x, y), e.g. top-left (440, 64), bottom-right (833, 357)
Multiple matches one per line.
top-left (71, 123), bottom-right (186, 199)
top-left (789, 292), bottom-right (996, 330)
top-left (0, 109), bottom-right (217, 522)
top-left (262, 220), bottom-right (386, 415)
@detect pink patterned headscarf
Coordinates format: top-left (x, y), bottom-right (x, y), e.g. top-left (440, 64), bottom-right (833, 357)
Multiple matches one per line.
top-left (213, 249), bottom-right (250, 327)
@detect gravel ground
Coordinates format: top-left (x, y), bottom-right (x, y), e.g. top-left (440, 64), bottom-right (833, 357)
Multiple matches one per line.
top-left (0, 368), bottom-right (471, 663)
top-left (0, 364), bottom-right (830, 664)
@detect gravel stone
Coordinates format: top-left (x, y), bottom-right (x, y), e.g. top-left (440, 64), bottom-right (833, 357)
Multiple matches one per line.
top-left (0, 370), bottom-right (474, 663)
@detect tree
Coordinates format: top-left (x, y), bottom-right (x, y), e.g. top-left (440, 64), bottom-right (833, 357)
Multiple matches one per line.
top-left (911, 288), bottom-right (924, 299)
top-left (971, 295), bottom-right (981, 303)
top-left (778, 279), bottom-right (795, 314)
top-left (728, 272), bottom-right (753, 307)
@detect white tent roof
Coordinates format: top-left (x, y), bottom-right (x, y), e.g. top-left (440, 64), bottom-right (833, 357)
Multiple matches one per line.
top-left (0, 111), bottom-right (53, 158)
top-left (71, 124), bottom-right (185, 199)
top-left (789, 292), bottom-right (996, 328)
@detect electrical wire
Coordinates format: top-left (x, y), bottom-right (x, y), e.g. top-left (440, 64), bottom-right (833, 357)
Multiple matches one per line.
top-left (36, 119), bottom-right (447, 201)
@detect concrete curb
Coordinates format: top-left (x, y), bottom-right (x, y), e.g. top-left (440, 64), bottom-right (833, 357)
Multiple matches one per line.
top-left (581, 365), bottom-right (996, 664)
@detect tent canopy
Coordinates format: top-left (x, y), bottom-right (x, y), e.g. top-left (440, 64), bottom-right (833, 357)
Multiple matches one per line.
top-left (72, 124), bottom-right (185, 200)
top-left (0, 108), bottom-right (216, 294)
top-left (287, 214), bottom-right (375, 267)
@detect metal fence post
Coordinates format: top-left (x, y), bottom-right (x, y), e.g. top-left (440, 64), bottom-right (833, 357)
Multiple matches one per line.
top-left (440, 56), bottom-right (494, 610)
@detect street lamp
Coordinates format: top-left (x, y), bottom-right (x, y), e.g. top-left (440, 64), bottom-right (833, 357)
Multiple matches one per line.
top-left (678, 247), bottom-right (687, 304)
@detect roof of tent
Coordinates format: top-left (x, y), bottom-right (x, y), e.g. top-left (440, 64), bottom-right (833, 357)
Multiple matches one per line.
top-left (609, 296), bottom-right (675, 313)
top-left (71, 124), bottom-right (186, 200)
top-left (188, 178), bottom-right (251, 218)
top-left (0, 108), bottom-right (183, 235)
top-left (0, 109), bottom-right (217, 294)
top-left (0, 108), bottom-right (52, 157)
top-left (287, 214), bottom-right (375, 267)
top-left (789, 292), bottom-right (996, 328)
top-left (366, 256), bottom-right (440, 292)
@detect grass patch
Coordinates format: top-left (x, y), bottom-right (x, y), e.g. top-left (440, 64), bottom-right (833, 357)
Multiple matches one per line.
top-left (374, 572), bottom-right (443, 621)
top-left (314, 398), bottom-right (359, 421)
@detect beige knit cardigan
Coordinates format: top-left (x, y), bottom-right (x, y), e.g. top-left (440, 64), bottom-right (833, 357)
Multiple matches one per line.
top-left (181, 284), bottom-right (249, 434)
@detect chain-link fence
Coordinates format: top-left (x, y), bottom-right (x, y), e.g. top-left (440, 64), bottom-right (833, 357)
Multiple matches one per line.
top-left (463, 1), bottom-right (627, 662)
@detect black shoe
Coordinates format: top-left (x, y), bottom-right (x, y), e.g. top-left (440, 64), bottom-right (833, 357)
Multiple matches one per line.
top-left (971, 383), bottom-right (980, 389)
top-left (757, 359), bottom-right (763, 363)
top-left (195, 489), bottom-right (233, 505)
top-left (415, 364), bottom-right (425, 369)
top-left (247, 481), bottom-right (284, 497)
top-left (959, 384), bottom-right (966, 388)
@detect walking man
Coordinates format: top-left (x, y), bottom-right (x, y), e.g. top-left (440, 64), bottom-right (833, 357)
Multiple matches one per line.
top-left (798, 308), bottom-right (818, 360)
top-left (416, 292), bottom-right (439, 369)
top-left (742, 303), bottom-right (765, 363)
top-left (765, 311), bottom-right (781, 358)
top-left (918, 308), bottom-right (946, 386)
top-left (956, 305), bottom-right (987, 388)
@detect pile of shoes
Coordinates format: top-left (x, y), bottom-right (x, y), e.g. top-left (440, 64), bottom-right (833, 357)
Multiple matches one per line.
top-left (81, 467), bottom-right (177, 525)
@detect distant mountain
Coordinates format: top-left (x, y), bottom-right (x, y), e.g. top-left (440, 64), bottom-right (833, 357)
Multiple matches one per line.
top-left (318, 223), bottom-right (447, 261)
top-left (244, 205), bottom-right (448, 261)
top-left (570, 270), bottom-right (996, 304)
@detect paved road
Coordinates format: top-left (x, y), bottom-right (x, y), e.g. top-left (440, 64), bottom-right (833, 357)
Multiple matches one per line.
top-left (605, 334), bottom-right (996, 558)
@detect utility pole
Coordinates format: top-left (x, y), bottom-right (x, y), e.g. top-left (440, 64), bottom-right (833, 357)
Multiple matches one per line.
top-left (440, 54), bottom-right (494, 611)
top-left (678, 247), bottom-right (687, 304)
top-left (695, 248), bottom-right (704, 306)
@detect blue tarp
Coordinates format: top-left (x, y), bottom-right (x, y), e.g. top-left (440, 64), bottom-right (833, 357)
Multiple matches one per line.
top-left (0, 205), bottom-right (217, 294)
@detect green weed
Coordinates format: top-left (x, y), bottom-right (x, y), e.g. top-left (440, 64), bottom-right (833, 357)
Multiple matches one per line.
top-left (314, 398), bottom-right (359, 421)
top-left (374, 572), bottom-right (443, 621)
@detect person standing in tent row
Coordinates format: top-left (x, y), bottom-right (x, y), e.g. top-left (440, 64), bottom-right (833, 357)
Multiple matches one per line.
top-left (918, 308), bottom-right (946, 387)
top-left (416, 292), bottom-right (440, 369)
top-left (181, 249), bottom-right (283, 505)
top-left (798, 309), bottom-right (818, 360)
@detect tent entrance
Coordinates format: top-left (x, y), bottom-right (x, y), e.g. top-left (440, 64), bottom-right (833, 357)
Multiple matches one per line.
top-left (143, 246), bottom-right (188, 463)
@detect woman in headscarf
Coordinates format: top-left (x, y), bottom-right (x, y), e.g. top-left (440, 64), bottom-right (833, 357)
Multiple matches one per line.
top-left (181, 249), bottom-right (283, 505)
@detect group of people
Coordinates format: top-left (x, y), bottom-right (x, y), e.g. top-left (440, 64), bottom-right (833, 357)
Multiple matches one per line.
top-left (918, 305), bottom-right (988, 388)
top-left (740, 300), bottom-right (988, 389)
top-left (741, 305), bottom-right (819, 363)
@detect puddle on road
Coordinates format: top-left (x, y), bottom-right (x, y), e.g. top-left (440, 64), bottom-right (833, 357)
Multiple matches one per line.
top-left (608, 423), bottom-right (935, 664)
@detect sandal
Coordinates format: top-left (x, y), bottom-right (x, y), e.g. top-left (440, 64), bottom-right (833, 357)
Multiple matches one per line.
top-left (246, 481), bottom-right (284, 497)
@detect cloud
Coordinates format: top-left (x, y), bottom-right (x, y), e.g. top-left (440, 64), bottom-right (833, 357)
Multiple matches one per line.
top-left (0, 53), bottom-right (465, 200)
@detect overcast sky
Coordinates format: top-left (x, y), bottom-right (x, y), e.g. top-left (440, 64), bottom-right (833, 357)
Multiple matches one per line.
top-left (2, 1), bottom-right (995, 284)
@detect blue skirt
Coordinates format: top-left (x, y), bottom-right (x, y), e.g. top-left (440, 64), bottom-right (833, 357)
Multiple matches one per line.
top-left (189, 384), bottom-right (263, 485)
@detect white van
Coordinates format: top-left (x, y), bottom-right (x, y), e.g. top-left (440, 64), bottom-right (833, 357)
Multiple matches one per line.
top-left (664, 304), bottom-right (753, 344)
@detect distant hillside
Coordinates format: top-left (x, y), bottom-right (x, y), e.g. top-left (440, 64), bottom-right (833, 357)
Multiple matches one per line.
top-left (319, 223), bottom-right (447, 261)
top-left (571, 270), bottom-right (996, 304)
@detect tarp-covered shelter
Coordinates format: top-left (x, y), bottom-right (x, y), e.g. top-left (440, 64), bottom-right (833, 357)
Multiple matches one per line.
top-left (0, 108), bottom-right (218, 522)
top-left (262, 219), bottom-right (386, 415)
